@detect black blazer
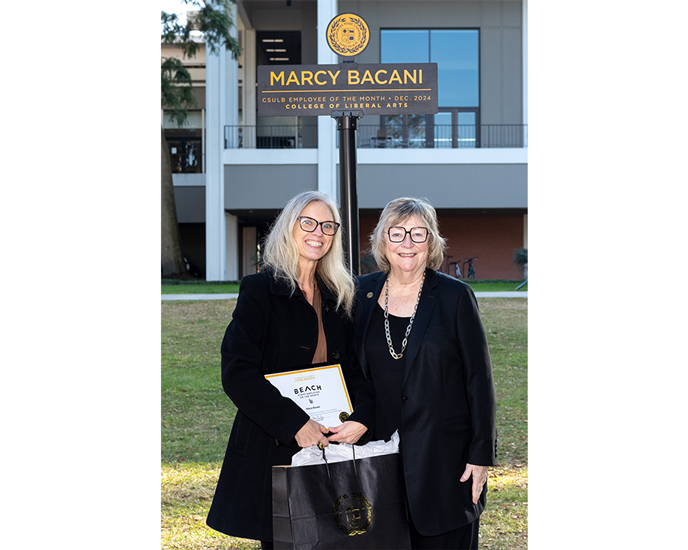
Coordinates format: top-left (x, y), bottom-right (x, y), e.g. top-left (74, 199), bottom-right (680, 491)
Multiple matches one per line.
top-left (354, 268), bottom-right (497, 536)
top-left (206, 270), bottom-right (375, 542)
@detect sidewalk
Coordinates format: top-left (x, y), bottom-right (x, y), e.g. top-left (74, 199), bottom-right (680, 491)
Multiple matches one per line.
top-left (162, 291), bottom-right (527, 301)
top-left (162, 293), bottom-right (239, 301)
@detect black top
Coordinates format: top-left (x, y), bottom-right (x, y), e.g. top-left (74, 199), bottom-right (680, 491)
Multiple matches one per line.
top-left (364, 303), bottom-right (409, 441)
top-left (354, 269), bottom-right (497, 535)
top-left (206, 270), bottom-right (376, 542)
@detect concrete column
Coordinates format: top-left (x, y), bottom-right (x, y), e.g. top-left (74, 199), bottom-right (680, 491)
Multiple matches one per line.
top-left (242, 226), bottom-right (257, 277)
top-left (205, 36), bottom-right (226, 281)
top-left (317, 0), bottom-right (338, 202)
top-left (225, 213), bottom-right (239, 281)
top-left (244, 28), bottom-right (257, 141)
top-left (224, 1), bottom-right (240, 279)
top-left (226, 4), bottom-right (239, 129)
top-left (523, 0), bottom-right (528, 146)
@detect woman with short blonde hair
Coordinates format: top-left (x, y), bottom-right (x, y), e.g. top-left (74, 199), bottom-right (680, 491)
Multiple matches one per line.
top-left (369, 196), bottom-right (447, 273)
top-left (354, 196), bottom-right (496, 549)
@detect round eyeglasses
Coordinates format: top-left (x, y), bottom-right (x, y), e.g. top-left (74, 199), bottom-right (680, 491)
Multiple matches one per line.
top-left (387, 226), bottom-right (429, 243)
top-left (297, 216), bottom-right (340, 236)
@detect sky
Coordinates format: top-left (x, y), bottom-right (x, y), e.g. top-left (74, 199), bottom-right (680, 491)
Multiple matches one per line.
top-left (160, 0), bottom-right (196, 25)
top-left (161, 1), bottom-right (187, 19)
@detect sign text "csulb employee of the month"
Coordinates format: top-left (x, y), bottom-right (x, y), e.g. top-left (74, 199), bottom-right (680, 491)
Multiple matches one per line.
top-left (257, 62), bottom-right (438, 117)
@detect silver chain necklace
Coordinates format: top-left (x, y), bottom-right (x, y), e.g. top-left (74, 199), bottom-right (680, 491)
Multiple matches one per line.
top-left (384, 271), bottom-right (426, 360)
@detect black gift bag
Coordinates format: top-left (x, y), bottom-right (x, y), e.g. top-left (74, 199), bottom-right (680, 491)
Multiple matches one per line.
top-left (272, 451), bottom-right (411, 549)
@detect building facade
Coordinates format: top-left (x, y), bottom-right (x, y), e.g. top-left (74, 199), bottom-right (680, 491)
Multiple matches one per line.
top-left (164, 0), bottom-right (528, 281)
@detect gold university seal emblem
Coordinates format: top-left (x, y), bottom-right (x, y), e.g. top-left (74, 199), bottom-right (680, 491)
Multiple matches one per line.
top-left (333, 492), bottom-right (373, 535)
top-left (326, 13), bottom-right (370, 57)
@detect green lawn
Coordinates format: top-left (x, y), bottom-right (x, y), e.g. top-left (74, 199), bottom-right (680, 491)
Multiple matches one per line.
top-left (161, 279), bottom-right (526, 295)
top-left (162, 281), bottom-right (241, 294)
top-left (161, 296), bottom-right (527, 549)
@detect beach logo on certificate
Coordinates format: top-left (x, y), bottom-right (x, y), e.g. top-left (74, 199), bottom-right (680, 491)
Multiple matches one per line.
top-left (326, 13), bottom-right (370, 57)
top-left (334, 493), bottom-right (372, 535)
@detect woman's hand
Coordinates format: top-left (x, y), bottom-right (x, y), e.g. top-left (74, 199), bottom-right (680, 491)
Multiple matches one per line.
top-left (295, 419), bottom-right (330, 448)
top-left (326, 421), bottom-right (367, 444)
top-left (460, 463), bottom-right (489, 504)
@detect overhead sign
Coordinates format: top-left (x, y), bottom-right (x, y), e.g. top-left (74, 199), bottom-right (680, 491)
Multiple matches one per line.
top-left (257, 62), bottom-right (438, 117)
top-left (326, 13), bottom-right (370, 57)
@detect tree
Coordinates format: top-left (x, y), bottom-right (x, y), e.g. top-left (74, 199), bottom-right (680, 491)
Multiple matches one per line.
top-left (161, 0), bottom-right (241, 277)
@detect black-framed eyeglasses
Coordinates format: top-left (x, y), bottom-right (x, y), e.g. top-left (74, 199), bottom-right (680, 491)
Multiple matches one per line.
top-left (387, 226), bottom-right (429, 243)
top-left (297, 216), bottom-right (340, 236)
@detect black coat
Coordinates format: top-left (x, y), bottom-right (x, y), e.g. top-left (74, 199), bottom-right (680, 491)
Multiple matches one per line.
top-left (353, 268), bottom-right (497, 536)
top-left (206, 270), bottom-right (375, 542)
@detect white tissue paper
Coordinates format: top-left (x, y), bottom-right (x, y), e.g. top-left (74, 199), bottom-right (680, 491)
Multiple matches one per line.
top-left (290, 430), bottom-right (400, 467)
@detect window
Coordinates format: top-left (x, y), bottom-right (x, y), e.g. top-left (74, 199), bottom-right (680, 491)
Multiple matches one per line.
top-left (256, 31), bottom-right (315, 148)
top-left (166, 130), bottom-right (203, 173)
top-left (380, 29), bottom-right (480, 148)
top-left (257, 31), bottom-right (301, 66)
top-left (163, 111), bottom-right (204, 173)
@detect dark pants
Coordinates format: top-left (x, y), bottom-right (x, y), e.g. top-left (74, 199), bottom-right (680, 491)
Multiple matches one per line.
top-left (260, 543), bottom-right (273, 550)
top-left (410, 516), bottom-right (480, 550)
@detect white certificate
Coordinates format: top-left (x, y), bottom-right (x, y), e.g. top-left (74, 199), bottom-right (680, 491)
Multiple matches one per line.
top-left (265, 364), bottom-right (353, 428)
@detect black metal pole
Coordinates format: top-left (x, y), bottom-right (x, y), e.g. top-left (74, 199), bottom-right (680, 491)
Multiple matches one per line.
top-left (335, 114), bottom-right (360, 276)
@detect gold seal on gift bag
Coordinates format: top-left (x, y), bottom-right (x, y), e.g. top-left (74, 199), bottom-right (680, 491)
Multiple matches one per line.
top-left (326, 13), bottom-right (370, 57)
top-left (333, 493), bottom-right (373, 535)
top-left (339, 411), bottom-right (350, 422)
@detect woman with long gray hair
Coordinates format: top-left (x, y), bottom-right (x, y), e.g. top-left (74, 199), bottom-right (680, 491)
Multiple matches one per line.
top-left (206, 190), bottom-right (375, 549)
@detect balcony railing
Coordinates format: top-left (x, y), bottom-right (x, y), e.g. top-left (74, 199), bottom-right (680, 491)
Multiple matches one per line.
top-left (224, 124), bottom-right (527, 149)
top-left (224, 125), bottom-right (318, 149)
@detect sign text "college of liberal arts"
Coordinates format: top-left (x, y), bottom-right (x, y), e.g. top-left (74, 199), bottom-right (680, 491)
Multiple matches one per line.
top-left (257, 63), bottom-right (438, 117)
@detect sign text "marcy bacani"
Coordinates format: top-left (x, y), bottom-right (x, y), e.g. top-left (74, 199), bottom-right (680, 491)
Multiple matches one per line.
top-left (257, 62), bottom-right (438, 117)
